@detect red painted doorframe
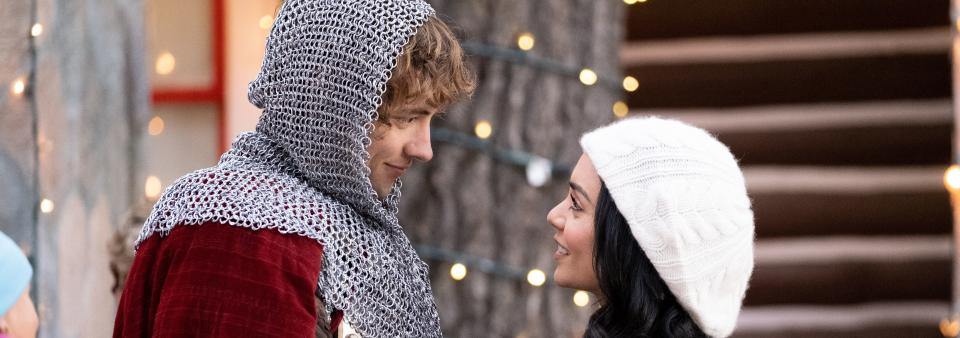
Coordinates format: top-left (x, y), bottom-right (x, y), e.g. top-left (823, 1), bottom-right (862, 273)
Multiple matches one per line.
top-left (150, 0), bottom-right (227, 153)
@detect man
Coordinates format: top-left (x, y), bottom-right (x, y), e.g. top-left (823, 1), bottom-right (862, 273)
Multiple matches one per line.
top-left (113, 0), bottom-right (474, 337)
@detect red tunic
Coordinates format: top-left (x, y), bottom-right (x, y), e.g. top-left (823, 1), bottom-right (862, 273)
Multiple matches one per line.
top-left (113, 221), bottom-right (324, 338)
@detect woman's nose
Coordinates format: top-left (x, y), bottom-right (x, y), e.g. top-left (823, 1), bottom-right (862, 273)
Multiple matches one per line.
top-left (547, 203), bottom-right (564, 231)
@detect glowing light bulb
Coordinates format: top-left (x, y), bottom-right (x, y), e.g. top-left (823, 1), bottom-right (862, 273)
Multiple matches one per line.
top-left (450, 263), bottom-right (467, 281)
top-left (573, 290), bottom-right (590, 307)
top-left (945, 165), bottom-right (960, 192)
top-left (475, 120), bottom-right (493, 139)
top-left (31, 23), bottom-right (43, 37)
top-left (259, 15), bottom-right (274, 30)
top-left (622, 76), bottom-right (639, 92)
top-left (612, 101), bottom-right (629, 118)
top-left (11, 78), bottom-right (26, 96)
top-left (155, 52), bottom-right (176, 75)
top-left (145, 176), bottom-right (163, 199)
top-left (517, 32), bottom-right (535, 51)
top-left (40, 199), bottom-right (54, 213)
top-left (941, 317), bottom-right (960, 337)
top-left (579, 68), bottom-right (597, 86)
top-left (527, 269), bottom-right (546, 287)
top-left (526, 156), bottom-right (552, 187)
top-left (148, 116), bottom-right (165, 136)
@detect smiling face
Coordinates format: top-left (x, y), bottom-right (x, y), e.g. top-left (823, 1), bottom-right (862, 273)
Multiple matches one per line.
top-left (547, 154), bottom-right (602, 294)
top-left (366, 98), bottom-right (439, 199)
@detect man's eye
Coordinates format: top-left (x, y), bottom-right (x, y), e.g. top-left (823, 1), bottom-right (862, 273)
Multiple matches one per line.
top-left (392, 116), bottom-right (417, 126)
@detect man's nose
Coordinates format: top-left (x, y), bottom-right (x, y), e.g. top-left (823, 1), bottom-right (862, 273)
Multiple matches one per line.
top-left (405, 125), bottom-right (433, 162)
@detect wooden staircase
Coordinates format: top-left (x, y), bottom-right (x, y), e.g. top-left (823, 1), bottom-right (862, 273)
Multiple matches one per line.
top-left (621, 1), bottom-right (953, 337)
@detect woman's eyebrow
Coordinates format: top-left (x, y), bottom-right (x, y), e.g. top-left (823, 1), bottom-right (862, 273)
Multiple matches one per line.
top-left (569, 181), bottom-right (592, 204)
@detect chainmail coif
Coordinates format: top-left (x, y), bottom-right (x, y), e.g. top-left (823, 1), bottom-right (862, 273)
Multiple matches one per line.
top-left (135, 0), bottom-right (443, 336)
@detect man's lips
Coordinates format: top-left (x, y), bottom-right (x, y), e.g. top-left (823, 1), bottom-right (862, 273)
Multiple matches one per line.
top-left (385, 163), bottom-right (409, 176)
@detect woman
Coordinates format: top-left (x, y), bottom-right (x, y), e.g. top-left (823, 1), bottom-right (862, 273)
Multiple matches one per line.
top-left (548, 117), bottom-right (755, 338)
top-left (0, 231), bottom-right (38, 338)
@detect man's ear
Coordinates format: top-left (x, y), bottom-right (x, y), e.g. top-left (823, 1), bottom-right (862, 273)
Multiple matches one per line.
top-left (0, 315), bottom-right (9, 333)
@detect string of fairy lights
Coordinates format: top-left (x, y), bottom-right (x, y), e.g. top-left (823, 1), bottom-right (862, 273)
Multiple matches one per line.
top-left (8, 0), bottom-right (657, 310)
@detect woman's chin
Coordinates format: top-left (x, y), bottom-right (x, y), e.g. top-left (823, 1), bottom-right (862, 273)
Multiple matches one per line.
top-left (553, 268), bottom-right (573, 289)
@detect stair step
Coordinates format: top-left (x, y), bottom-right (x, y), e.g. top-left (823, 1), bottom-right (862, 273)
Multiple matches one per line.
top-left (747, 236), bottom-right (950, 305)
top-left (623, 53), bottom-right (949, 108)
top-left (625, 0), bottom-right (948, 41)
top-left (637, 100), bottom-right (953, 166)
top-left (745, 166), bottom-right (944, 194)
top-left (745, 166), bottom-right (949, 237)
top-left (734, 302), bottom-right (949, 338)
top-left (640, 100), bottom-right (951, 133)
top-left (621, 28), bottom-right (949, 66)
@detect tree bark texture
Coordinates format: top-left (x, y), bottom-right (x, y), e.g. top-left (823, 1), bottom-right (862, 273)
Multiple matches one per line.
top-left (0, 0), bottom-right (149, 337)
top-left (400, 1), bottom-right (624, 337)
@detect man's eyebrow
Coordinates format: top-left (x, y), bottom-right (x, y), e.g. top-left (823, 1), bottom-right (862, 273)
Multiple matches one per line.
top-left (569, 181), bottom-right (592, 204)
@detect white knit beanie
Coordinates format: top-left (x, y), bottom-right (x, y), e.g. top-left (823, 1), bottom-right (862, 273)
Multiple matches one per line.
top-left (580, 117), bottom-right (755, 338)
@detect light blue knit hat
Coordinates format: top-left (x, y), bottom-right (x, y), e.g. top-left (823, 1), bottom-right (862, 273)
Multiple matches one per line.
top-left (0, 231), bottom-right (32, 316)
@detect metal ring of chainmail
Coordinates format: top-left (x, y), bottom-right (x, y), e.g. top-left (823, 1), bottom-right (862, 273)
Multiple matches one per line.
top-left (136, 0), bottom-right (442, 336)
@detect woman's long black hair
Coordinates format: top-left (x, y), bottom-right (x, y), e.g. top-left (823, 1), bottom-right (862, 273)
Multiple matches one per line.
top-left (584, 183), bottom-right (707, 338)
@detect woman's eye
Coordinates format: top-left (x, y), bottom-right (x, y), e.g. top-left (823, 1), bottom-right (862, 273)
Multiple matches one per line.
top-left (568, 194), bottom-right (583, 212)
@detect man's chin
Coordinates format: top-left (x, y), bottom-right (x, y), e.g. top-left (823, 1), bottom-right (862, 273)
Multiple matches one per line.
top-left (373, 184), bottom-right (390, 200)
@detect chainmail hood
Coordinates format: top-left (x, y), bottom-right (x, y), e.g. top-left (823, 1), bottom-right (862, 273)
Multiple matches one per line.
top-left (136, 0), bottom-right (443, 336)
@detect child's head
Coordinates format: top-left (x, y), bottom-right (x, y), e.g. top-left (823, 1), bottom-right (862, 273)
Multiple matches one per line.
top-left (0, 231), bottom-right (37, 338)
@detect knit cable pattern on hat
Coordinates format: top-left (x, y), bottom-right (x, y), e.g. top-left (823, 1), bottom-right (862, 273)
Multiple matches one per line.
top-left (136, 0), bottom-right (443, 336)
top-left (580, 117), bottom-right (755, 338)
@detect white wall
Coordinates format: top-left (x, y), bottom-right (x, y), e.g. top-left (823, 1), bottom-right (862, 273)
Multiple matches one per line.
top-left (225, 0), bottom-right (280, 143)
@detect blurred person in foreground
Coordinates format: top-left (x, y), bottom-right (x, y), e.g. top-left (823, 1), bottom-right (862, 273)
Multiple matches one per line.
top-left (0, 231), bottom-right (38, 338)
top-left (547, 117), bottom-right (755, 338)
top-left (113, 0), bottom-right (473, 337)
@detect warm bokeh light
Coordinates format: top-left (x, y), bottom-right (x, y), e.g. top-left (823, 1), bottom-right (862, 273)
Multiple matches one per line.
top-left (945, 165), bottom-right (960, 192)
top-left (578, 68), bottom-right (598, 86)
top-left (475, 120), bottom-right (493, 139)
top-left (517, 32), bottom-right (535, 51)
top-left (148, 116), bottom-right (165, 136)
top-left (31, 23), bottom-right (43, 37)
top-left (527, 269), bottom-right (546, 287)
top-left (145, 176), bottom-right (163, 199)
top-left (11, 78), bottom-right (25, 96)
top-left (612, 101), bottom-right (629, 118)
top-left (941, 317), bottom-right (959, 337)
top-left (622, 75), bottom-right (639, 92)
top-left (573, 290), bottom-right (590, 307)
top-left (40, 199), bottom-right (54, 214)
top-left (155, 51), bottom-right (176, 75)
top-left (450, 263), bottom-right (467, 281)
top-left (259, 15), bottom-right (274, 30)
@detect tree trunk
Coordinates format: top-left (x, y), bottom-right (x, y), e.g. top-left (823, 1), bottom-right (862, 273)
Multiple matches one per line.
top-left (0, 0), bottom-right (148, 337)
top-left (400, 1), bottom-right (624, 337)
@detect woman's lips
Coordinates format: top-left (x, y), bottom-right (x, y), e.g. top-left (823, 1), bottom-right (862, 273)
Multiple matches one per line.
top-left (554, 242), bottom-right (570, 259)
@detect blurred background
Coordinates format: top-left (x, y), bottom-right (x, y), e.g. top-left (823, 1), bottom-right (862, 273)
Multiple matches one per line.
top-left (0, 0), bottom-right (955, 337)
